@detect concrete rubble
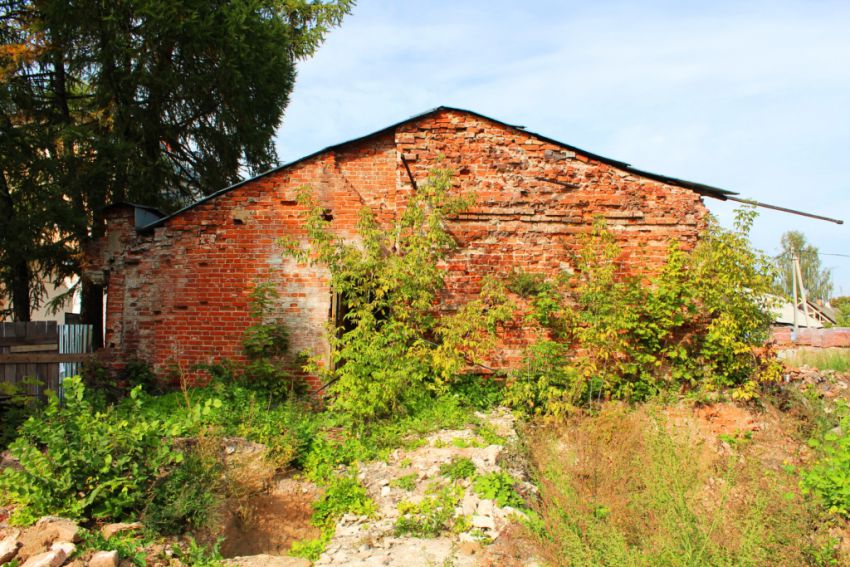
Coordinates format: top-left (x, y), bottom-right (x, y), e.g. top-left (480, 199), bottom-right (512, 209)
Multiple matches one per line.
top-left (309, 408), bottom-right (539, 567)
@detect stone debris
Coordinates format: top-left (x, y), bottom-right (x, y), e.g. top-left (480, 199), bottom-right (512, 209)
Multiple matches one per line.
top-left (100, 522), bottom-right (143, 540)
top-left (0, 529), bottom-right (21, 564)
top-left (20, 541), bottom-right (74, 567)
top-left (312, 408), bottom-right (539, 567)
top-left (87, 550), bottom-right (119, 567)
top-left (224, 554), bottom-right (310, 567)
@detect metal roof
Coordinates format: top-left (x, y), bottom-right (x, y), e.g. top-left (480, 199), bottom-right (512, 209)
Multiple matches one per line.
top-left (141, 106), bottom-right (735, 231)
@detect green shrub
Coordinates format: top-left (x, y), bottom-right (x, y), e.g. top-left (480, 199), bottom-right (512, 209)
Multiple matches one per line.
top-left (239, 282), bottom-right (303, 400)
top-left (391, 473), bottom-right (418, 491)
top-left (0, 376), bottom-right (181, 525)
top-left (395, 483), bottom-right (464, 537)
top-left (803, 404), bottom-right (850, 517)
top-left (473, 471), bottom-right (524, 508)
top-left (506, 209), bottom-right (781, 415)
top-left (143, 446), bottom-right (222, 534)
top-left (439, 457), bottom-right (477, 480)
top-left (311, 474), bottom-right (375, 528)
top-left (283, 169), bottom-right (512, 424)
top-left (0, 379), bottom-right (40, 450)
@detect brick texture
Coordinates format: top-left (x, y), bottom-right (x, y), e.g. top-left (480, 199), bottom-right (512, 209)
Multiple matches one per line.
top-left (86, 109), bottom-right (709, 387)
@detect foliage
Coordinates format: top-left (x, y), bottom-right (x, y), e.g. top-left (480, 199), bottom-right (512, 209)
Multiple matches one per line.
top-left (775, 231), bottom-right (833, 302)
top-left (0, 378), bottom-right (40, 450)
top-left (311, 474), bottom-right (375, 528)
top-left (143, 444), bottom-right (222, 534)
top-left (289, 532), bottom-right (332, 562)
top-left (78, 529), bottom-right (150, 567)
top-left (439, 457), bottom-right (477, 480)
top-left (395, 483), bottom-right (465, 537)
top-left (473, 471), bottom-right (524, 508)
top-left (0, 377), bottom-right (182, 524)
top-left (506, 209), bottom-right (781, 415)
top-left (832, 296), bottom-right (850, 326)
top-left (0, 0), bottom-right (353, 321)
top-left (284, 169), bottom-right (512, 424)
top-left (390, 473), bottom-right (418, 491)
top-left (523, 405), bottom-right (838, 566)
top-left (803, 402), bottom-right (850, 517)
top-left (291, 473), bottom-right (374, 559)
top-left (239, 281), bottom-right (303, 400)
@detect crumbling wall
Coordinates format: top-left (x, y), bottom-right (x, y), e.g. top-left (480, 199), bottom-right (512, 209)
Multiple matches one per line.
top-left (89, 109), bottom-right (709, 385)
top-left (390, 109), bottom-right (709, 366)
top-left (89, 134), bottom-right (396, 388)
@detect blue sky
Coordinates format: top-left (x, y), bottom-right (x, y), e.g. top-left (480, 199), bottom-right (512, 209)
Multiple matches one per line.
top-left (273, 0), bottom-right (850, 295)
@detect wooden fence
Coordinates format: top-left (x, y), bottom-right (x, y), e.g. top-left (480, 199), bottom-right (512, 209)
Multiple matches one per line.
top-left (0, 322), bottom-right (93, 399)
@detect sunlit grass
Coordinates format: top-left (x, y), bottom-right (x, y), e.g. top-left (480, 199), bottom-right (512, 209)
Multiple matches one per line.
top-left (782, 348), bottom-right (850, 372)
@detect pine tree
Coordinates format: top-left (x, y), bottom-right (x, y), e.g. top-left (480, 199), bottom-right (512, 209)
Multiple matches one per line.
top-left (0, 0), bottom-right (353, 327)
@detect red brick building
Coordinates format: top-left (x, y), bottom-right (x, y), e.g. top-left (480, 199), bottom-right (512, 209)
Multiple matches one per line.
top-left (85, 107), bottom-right (731, 387)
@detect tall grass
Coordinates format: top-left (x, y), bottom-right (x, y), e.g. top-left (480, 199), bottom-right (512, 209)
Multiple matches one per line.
top-left (523, 405), bottom-right (838, 566)
top-left (783, 348), bottom-right (850, 372)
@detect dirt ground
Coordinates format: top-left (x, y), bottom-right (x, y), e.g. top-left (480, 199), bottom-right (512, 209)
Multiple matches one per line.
top-left (212, 479), bottom-right (322, 559)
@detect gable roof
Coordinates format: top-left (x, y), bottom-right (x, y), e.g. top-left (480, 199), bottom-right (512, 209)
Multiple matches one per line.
top-left (143, 106), bottom-right (735, 230)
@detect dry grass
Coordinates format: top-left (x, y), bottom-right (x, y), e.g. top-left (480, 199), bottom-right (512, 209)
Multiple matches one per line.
top-left (522, 403), bottom-right (841, 566)
top-left (783, 348), bottom-right (850, 372)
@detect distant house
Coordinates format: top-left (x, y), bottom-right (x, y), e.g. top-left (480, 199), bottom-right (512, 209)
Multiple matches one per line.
top-left (772, 296), bottom-right (838, 329)
top-left (85, 107), bottom-right (735, 387)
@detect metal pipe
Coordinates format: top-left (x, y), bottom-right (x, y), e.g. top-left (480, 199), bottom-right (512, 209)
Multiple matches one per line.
top-left (723, 196), bottom-right (844, 225)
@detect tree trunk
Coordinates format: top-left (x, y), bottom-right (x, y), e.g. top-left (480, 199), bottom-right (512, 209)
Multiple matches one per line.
top-left (10, 257), bottom-right (31, 322)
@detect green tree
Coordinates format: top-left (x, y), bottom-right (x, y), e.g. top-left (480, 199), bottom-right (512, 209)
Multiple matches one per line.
top-left (284, 169), bottom-right (513, 424)
top-left (775, 231), bottom-right (833, 302)
top-left (0, 0), bottom-right (353, 325)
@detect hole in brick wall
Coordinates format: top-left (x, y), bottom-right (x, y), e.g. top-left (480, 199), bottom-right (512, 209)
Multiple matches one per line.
top-left (175, 305), bottom-right (188, 310)
top-left (281, 200), bottom-right (297, 206)
top-left (321, 209), bottom-right (334, 222)
top-left (233, 218), bottom-right (245, 225)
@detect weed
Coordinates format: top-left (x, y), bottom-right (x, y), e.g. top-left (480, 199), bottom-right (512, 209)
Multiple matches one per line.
top-left (522, 405), bottom-right (838, 566)
top-left (439, 457), bottom-right (477, 480)
top-left (450, 436), bottom-right (484, 449)
top-left (803, 402), bottom-right (850, 517)
top-left (473, 472), bottom-right (524, 508)
top-left (783, 349), bottom-right (850, 373)
top-left (312, 474), bottom-right (375, 528)
top-left (289, 531), bottom-right (332, 562)
top-left (391, 474), bottom-right (418, 491)
top-left (476, 423), bottom-right (507, 446)
top-left (395, 484), bottom-right (464, 537)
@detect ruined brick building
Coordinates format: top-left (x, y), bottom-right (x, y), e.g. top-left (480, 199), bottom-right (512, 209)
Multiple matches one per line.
top-left (86, 107), bottom-right (733, 388)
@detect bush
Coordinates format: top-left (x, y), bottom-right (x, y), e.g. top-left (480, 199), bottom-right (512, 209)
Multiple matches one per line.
top-left (506, 209), bottom-right (781, 415)
top-left (143, 443), bottom-right (222, 534)
top-left (439, 457), bottom-right (477, 480)
top-left (803, 403), bottom-right (850, 517)
top-left (473, 471), bottom-right (524, 508)
top-left (284, 169), bottom-right (512, 424)
top-left (395, 483), bottom-right (464, 537)
top-left (0, 376), bottom-right (182, 525)
top-left (0, 379), bottom-right (39, 450)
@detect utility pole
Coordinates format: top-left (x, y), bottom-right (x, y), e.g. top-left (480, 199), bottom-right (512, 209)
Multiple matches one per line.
top-left (794, 255), bottom-right (813, 328)
top-left (791, 256), bottom-right (798, 341)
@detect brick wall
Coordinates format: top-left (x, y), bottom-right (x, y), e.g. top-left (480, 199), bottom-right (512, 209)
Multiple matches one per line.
top-left (88, 109), bottom-right (709, 385)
